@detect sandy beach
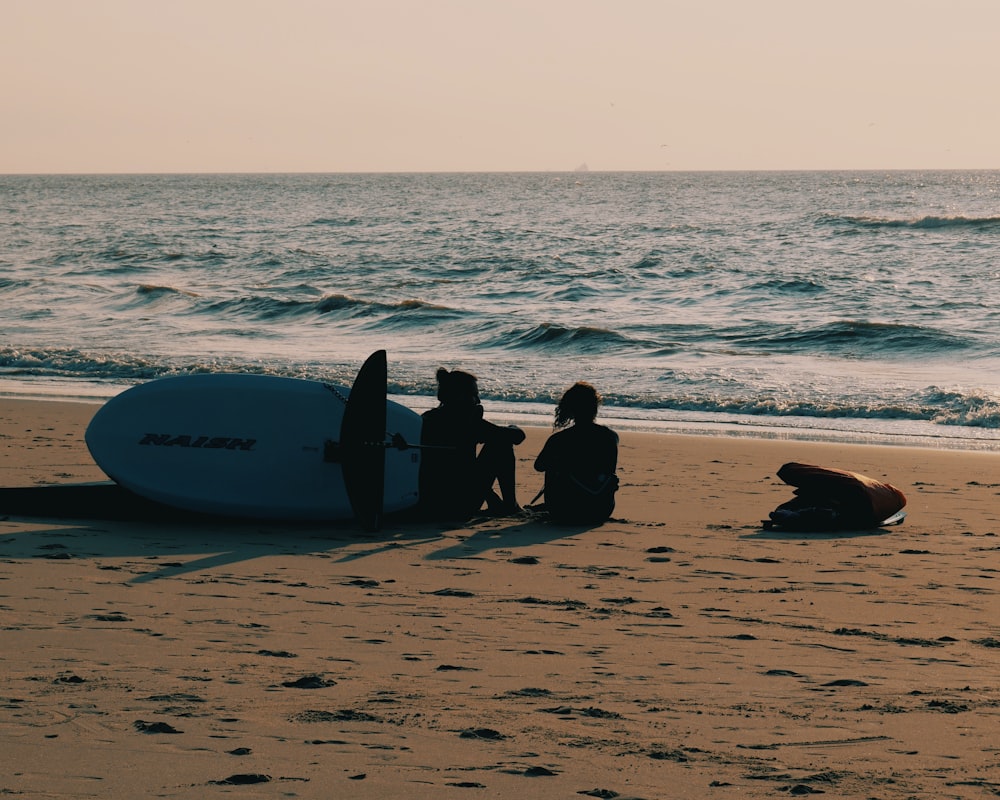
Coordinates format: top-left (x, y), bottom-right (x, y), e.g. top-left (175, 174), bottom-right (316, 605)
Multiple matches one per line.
top-left (2, 397), bottom-right (1000, 799)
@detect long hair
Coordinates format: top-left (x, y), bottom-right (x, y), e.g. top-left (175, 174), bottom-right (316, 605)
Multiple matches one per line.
top-left (554, 382), bottom-right (600, 428)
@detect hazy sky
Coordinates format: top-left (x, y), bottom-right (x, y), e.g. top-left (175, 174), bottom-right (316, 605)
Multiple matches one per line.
top-left (3, 0), bottom-right (998, 173)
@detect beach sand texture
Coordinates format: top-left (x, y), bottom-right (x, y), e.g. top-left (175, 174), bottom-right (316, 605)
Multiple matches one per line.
top-left (2, 398), bottom-right (1000, 798)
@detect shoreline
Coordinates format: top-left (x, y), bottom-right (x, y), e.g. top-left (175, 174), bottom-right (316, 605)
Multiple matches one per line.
top-left (2, 397), bottom-right (1000, 797)
top-left (3, 380), bottom-right (999, 453)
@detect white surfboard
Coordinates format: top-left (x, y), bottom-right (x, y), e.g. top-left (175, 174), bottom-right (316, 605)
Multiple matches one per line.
top-left (84, 373), bottom-right (422, 520)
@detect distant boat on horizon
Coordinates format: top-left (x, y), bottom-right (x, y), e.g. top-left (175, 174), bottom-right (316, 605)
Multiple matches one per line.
top-left (574, 162), bottom-right (589, 172)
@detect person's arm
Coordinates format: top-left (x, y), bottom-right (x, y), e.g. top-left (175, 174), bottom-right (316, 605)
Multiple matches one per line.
top-left (600, 429), bottom-right (619, 474)
top-left (477, 417), bottom-right (525, 446)
top-left (534, 441), bottom-right (550, 472)
top-left (534, 432), bottom-right (560, 472)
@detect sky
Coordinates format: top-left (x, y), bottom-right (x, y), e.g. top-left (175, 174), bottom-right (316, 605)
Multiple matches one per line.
top-left (2, 0), bottom-right (998, 173)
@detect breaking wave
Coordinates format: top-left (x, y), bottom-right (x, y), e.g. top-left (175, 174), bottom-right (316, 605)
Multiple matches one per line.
top-left (819, 213), bottom-right (1000, 231)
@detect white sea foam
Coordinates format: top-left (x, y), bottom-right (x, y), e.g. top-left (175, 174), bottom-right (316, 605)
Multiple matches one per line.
top-left (2, 171), bottom-right (999, 448)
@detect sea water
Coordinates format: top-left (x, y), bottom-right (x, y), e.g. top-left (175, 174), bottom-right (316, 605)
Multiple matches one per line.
top-left (2, 171), bottom-right (999, 449)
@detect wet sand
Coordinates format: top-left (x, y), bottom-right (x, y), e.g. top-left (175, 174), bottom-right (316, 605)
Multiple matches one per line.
top-left (2, 397), bottom-right (999, 798)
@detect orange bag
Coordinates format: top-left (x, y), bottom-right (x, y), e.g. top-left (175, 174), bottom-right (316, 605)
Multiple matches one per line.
top-left (764, 462), bottom-right (906, 531)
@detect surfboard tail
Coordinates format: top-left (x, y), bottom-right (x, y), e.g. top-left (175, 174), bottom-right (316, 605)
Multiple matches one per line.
top-left (340, 350), bottom-right (388, 531)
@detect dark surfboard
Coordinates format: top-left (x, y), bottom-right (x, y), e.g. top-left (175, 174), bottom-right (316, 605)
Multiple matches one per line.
top-left (340, 350), bottom-right (388, 531)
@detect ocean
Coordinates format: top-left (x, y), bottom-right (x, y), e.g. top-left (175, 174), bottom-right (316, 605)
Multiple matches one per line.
top-left (2, 171), bottom-right (999, 450)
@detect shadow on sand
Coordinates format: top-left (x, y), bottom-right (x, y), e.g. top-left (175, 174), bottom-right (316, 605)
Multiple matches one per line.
top-left (423, 512), bottom-right (600, 560)
top-left (741, 525), bottom-right (898, 541)
top-left (0, 483), bottom-right (597, 582)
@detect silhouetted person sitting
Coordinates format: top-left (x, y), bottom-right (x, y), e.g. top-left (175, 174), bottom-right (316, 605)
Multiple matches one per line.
top-left (534, 382), bottom-right (619, 524)
top-left (419, 368), bottom-right (526, 520)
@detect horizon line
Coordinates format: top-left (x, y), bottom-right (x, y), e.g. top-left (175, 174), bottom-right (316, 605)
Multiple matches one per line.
top-left (3, 167), bottom-right (1000, 177)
